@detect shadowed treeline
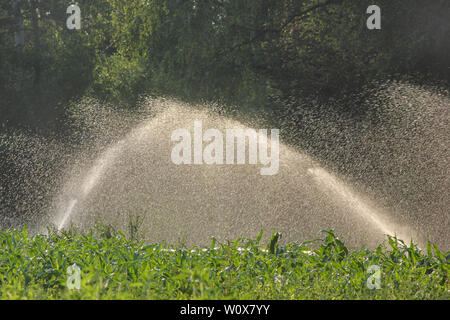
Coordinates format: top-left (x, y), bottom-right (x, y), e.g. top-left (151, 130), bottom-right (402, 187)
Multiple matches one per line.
top-left (0, 1), bottom-right (448, 249)
top-left (1, 0), bottom-right (449, 130)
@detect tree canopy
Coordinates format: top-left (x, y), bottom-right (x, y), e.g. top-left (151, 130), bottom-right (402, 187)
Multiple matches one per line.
top-left (0, 0), bottom-right (449, 130)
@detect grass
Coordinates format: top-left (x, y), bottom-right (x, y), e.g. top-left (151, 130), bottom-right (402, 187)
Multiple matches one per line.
top-left (0, 227), bottom-right (448, 299)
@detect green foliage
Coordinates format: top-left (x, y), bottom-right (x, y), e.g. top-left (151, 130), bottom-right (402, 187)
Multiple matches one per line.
top-left (1, 0), bottom-right (449, 128)
top-left (90, 54), bottom-right (147, 106)
top-left (0, 228), bottom-right (447, 299)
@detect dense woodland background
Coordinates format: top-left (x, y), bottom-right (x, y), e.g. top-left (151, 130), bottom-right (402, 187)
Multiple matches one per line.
top-left (0, 0), bottom-right (449, 132)
top-left (0, 1), bottom-right (449, 246)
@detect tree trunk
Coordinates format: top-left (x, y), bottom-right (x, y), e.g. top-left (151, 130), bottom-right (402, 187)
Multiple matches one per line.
top-left (30, 0), bottom-right (41, 95)
top-left (11, 0), bottom-right (24, 93)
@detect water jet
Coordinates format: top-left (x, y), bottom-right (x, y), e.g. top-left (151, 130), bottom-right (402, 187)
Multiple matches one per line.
top-left (51, 99), bottom-right (420, 248)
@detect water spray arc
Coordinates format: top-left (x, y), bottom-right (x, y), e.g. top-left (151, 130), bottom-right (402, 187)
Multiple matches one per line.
top-left (52, 101), bottom-right (419, 247)
top-left (57, 141), bottom-right (125, 230)
top-left (307, 167), bottom-right (411, 243)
